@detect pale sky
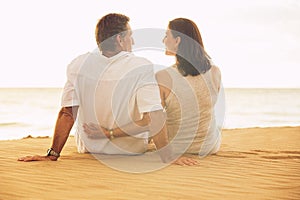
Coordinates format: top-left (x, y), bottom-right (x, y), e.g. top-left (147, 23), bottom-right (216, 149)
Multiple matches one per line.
top-left (0, 0), bottom-right (299, 88)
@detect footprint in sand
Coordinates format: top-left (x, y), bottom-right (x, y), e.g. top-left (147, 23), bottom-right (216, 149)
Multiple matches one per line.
top-left (214, 150), bottom-right (300, 160)
top-left (251, 150), bottom-right (300, 160)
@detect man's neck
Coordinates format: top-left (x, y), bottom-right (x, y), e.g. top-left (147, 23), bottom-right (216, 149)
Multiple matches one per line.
top-left (102, 50), bottom-right (122, 58)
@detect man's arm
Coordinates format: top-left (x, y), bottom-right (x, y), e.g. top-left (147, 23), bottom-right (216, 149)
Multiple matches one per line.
top-left (83, 110), bottom-right (197, 165)
top-left (83, 111), bottom-right (159, 139)
top-left (104, 110), bottom-right (174, 163)
top-left (18, 106), bottom-right (78, 162)
top-left (83, 112), bottom-right (151, 138)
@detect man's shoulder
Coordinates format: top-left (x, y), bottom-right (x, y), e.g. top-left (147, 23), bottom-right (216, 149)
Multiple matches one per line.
top-left (67, 51), bottom-right (101, 73)
top-left (125, 53), bottom-right (153, 66)
top-left (68, 52), bottom-right (90, 67)
top-left (73, 52), bottom-right (92, 62)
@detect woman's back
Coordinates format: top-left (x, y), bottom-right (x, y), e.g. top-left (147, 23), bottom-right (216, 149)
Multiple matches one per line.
top-left (161, 64), bottom-right (221, 156)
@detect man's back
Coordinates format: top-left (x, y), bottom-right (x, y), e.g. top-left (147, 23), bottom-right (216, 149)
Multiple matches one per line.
top-left (70, 50), bottom-right (162, 154)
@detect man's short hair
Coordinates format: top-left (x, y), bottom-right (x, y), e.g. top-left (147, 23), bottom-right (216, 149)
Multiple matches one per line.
top-left (95, 13), bottom-right (130, 51)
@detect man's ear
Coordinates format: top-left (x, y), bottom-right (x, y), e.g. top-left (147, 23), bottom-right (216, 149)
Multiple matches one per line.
top-left (116, 34), bottom-right (123, 47)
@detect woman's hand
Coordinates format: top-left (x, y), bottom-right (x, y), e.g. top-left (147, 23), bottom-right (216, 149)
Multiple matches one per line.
top-left (83, 123), bottom-right (108, 139)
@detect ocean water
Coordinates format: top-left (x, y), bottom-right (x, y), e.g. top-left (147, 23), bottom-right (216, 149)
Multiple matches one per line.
top-left (0, 88), bottom-right (299, 140)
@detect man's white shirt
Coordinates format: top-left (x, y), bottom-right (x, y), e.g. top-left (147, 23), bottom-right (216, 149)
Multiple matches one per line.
top-left (61, 49), bottom-right (162, 154)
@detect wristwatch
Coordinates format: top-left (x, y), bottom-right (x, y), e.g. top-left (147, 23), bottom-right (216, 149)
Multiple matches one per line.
top-left (47, 148), bottom-right (60, 158)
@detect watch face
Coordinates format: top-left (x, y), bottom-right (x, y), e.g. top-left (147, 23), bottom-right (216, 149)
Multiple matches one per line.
top-left (47, 148), bottom-right (52, 156)
top-left (47, 148), bottom-right (60, 157)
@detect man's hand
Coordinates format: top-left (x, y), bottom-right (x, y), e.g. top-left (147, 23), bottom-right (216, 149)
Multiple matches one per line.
top-left (83, 123), bottom-right (107, 139)
top-left (17, 155), bottom-right (58, 162)
top-left (172, 156), bottom-right (198, 166)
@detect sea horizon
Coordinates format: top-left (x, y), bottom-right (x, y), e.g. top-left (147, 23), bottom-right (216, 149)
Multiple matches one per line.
top-left (0, 87), bottom-right (300, 140)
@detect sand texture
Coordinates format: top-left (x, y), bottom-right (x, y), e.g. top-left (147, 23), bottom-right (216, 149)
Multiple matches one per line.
top-left (1, 126), bottom-right (300, 200)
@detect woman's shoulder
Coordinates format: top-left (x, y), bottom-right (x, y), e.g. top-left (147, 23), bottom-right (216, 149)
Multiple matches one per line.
top-left (210, 64), bottom-right (221, 77)
top-left (207, 57), bottom-right (220, 76)
top-left (155, 66), bottom-right (175, 79)
top-left (208, 64), bottom-right (221, 92)
top-left (155, 67), bottom-right (175, 90)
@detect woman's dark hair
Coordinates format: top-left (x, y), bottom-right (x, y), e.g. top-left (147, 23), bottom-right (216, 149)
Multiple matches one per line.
top-left (168, 18), bottom-right (211, 76)
top-left (95, 13), bottom-right (130, 51)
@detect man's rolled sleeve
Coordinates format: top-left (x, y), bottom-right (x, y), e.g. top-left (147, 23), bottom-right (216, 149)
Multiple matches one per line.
top-left (61, 54), bottom-right (87, 107)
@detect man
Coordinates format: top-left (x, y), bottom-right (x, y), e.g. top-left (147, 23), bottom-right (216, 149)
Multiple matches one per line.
top-left (18, 13), bottom-right (197, 166)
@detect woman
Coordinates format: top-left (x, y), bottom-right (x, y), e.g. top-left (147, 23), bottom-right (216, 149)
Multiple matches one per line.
top-left (156, 18), bottom-right (222, 156)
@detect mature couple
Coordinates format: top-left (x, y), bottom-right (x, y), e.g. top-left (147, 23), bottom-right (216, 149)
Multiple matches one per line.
top-left (18, 13), bottom-right (222, 166)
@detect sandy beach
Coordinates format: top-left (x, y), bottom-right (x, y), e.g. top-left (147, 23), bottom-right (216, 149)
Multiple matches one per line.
top-left (1, 126), bottom-right (300, 200)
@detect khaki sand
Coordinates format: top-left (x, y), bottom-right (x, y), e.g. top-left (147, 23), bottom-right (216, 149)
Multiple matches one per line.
top-left (1, 126), bottom-right (300, 200)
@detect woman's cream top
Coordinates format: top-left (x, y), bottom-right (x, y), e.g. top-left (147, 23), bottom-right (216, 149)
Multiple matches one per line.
top-left (163, 64), bottom-right (221, 156)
